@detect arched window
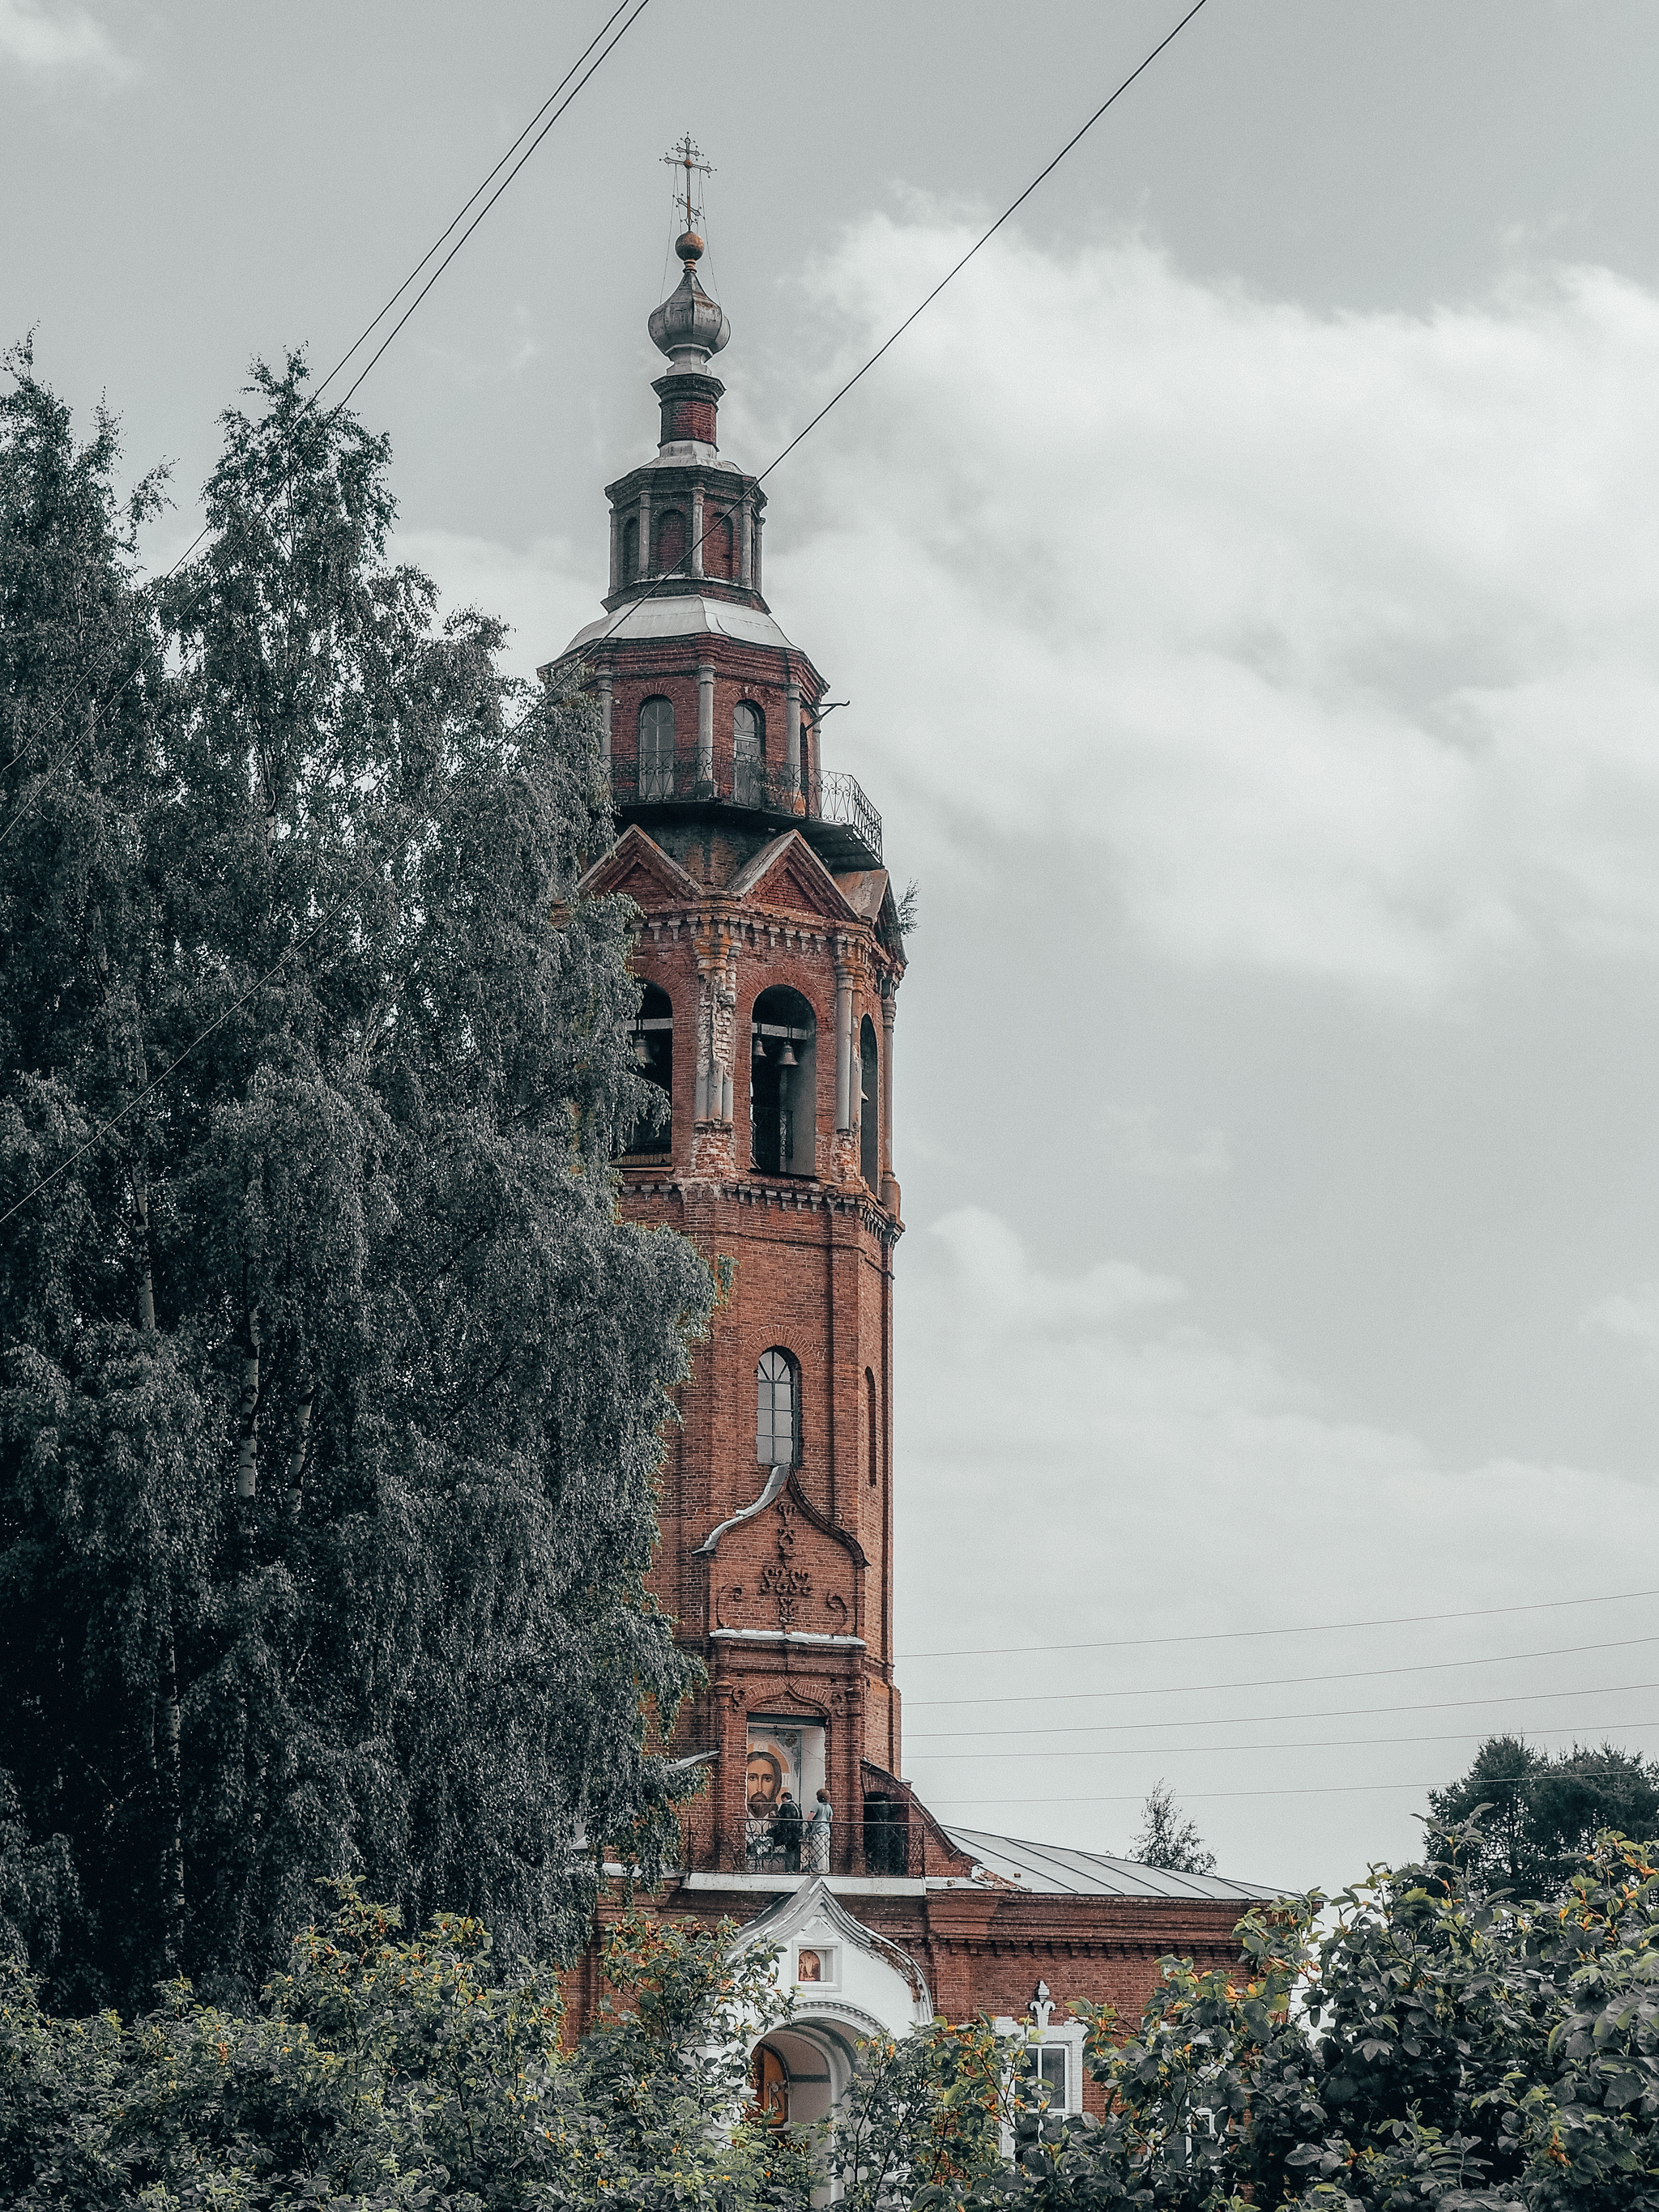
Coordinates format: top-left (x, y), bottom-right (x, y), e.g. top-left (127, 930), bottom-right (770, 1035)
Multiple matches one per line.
top-left (750, 984), bottom-right (816, 1178)
top-left (621, 514), bottom-right (639, 581)
top-left (734, 701), bottom-right (764, 805)
top-left (638, 697), bottom-right (674, 801)
top-left (708, 512), bottom-right (735, 578)
top-left (620, 982), bottom-right (672, 1158)
top-left (859, 1013), bottom-right (880, 1190)
top-left (866, 1367), bottom-right (879, 1488)
top-left (654, 508), bottom-right (686, 573)
top-left (757, 1348), bottom-right (800, 1467)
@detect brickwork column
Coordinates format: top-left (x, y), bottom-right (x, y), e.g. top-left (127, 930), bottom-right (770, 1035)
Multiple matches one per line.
top-left (880, 979), bottom-right (896, 1187)
top-left (693, 918), bottom-right (738, 1166)
top-left (739, 496), bottom-right (753, 588)
top-left (785, 679), bottom-right (801, 792)
top-left (597, 669), bottom-right (613, 767)
top-left (833, 955), bottom-right (854, 1132)
top-left (638, 487), bottom-right (652, 575)
top-left (690, 484), bottom-right (705, 578)
top-left (608, 507), bottom-right (621, 597)
top-left (697, 659), bottom-right (715, 789)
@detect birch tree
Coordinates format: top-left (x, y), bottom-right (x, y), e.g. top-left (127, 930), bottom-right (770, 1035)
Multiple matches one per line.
top-left (0, 345), bottom-right (707, 2008)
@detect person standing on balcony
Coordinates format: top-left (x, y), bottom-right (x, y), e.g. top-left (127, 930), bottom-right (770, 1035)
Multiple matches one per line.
top-left (774, 1791), bottom-right (804, 1872)
top-left (806, 1789), bottom-right (832, 1873)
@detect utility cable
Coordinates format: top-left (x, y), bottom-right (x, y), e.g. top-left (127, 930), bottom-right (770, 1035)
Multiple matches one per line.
top-left (924, 1770), bottom-right (1657, 1810)
top-left (902, 1633), bottom-right (1659, 1711)
top-left (906, 1675), bottom-right (1659, 1743)
top-left (313, 2), bottom-right (640, 406)
top-left (586, 0), bottom-right (1215, 651)
top-left (0, 8), bottom-right (651, 1224)
top-left (0, 0), bottom-right (649, 845)
top-left (908, 1717), bottom-right (1659, 1763)
top-left (335, 1), bottom-right (651, 408)
top-left (898, 1584), bottom-right (1659, 1664)
top-left (3, 0), bottom-right (1209, 1214)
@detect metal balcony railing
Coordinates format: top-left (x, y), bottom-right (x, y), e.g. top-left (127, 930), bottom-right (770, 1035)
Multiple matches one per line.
top-left (612, 757), bottom-right (882, 872)
top-left (716, 1797), bottom-right (918, 1879)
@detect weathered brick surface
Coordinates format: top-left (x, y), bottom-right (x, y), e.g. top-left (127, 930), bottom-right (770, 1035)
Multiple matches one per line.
top-left (551, 292), bottom-right (1262, 2060)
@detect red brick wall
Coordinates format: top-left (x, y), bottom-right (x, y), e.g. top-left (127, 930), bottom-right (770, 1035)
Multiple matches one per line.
top-left (658, 394), bottom-right (719, 445)
top-left (561, 1880), bottom-right (1258, 2111)
top-left (606, 643), bottom-right (822, 794)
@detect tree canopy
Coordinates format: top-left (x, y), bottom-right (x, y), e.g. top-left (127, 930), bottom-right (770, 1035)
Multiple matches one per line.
top-left (936, 1817), bottom-right (1659, 2211)
top-left (1428, 1737), bottom-right (1659, 1903)
top-left (0, 1884), bottom-right (809, 2210)
top-left (0, 343), bottom-right (708, 2010)
top-left (1128, 1781), bottom-right (1217, 1876)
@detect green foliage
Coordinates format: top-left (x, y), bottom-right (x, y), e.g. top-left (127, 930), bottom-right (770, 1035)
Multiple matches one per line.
top-left (0, 344), bottom-right (713, 2008)
top-left (1429, 1737), bottom-right (1659, 1903)
top-left (1129, 1783), bottom-right (1217, 1877)
top-left (829, 2016), bottom-right (1020, 2211)
top-left (929, 1819), bottom-right (1659, 2211)
top-left (0, 1884), bottom-right (810, 2210)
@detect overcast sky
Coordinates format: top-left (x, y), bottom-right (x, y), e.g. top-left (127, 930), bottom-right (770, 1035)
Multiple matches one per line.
top-left (10, 0), bottom-right (1659, 1897)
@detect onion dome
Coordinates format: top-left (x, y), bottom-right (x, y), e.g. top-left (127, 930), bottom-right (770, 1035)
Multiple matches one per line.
top-left (648, 237), bottom-right (731, 370)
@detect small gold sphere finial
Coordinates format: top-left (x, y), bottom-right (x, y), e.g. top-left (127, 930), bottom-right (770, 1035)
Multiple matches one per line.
top-left (676, 229), bottom-right (704, 266)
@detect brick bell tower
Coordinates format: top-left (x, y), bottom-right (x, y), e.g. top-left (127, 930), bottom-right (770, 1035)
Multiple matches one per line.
top-left (546, 208), bottom-right (911, 1882)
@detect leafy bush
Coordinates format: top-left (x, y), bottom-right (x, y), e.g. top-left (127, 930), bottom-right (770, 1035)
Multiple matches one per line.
top-left (0, 1884), bottom-right (811, 2211)
top-left (961, 1820), bottom-right (1659, 2211)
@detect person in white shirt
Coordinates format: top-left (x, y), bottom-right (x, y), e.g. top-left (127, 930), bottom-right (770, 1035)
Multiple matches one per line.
top-left (805, 1788), bottom-right (833, 1873)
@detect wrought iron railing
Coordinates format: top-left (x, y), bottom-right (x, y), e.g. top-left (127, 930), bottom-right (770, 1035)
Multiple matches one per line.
top-left (611, 757), bottom-right (882, 868)
top-left (694, 1799), bottom-right (919, 1878)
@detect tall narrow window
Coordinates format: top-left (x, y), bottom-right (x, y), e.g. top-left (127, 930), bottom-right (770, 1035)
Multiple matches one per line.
top-left (859, 1014), bottom-right (879, 1190)
top-left (622, 515), bottom-right (639, 581)
top-left (638, 697), bottom-right (674, 801)
top-left (756, 1349), bottom-right (800, 1467)
top-left (734, 701), bottom-right (764, 806)
top-left (866, 1367), bottom-right (879, 1488)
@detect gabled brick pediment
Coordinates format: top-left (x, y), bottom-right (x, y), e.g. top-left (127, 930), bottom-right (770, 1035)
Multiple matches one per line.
top-left (710, 1478), bottom-right (865, 1643)
top-left (576, 824), bottom-right (702, 910)
top-left (728, 833), bottom-right (858, 924)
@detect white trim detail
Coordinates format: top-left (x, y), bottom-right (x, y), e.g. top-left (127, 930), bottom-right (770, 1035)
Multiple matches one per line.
top-left (710, 1628), bottom-right (866, 1647)
top-left (692, 1464), bottom-right (790, 1557)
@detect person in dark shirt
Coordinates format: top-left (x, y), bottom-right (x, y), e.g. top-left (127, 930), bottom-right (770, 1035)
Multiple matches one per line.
top-left (773, 1791), bottom-right (804, 1872)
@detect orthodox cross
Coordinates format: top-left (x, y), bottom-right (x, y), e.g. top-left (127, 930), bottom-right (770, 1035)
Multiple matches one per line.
top-left (663, 132), bottom-right (714, 232)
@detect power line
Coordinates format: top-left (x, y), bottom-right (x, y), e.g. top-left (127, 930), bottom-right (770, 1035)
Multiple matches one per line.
top-left (749, 0), bottom-right (1213, 489)
top-left (0, 10), bottom-right (651, 1224)
top-left (584, 0), bottom-right (1216, 653)
top-left (926, 1767), bottom-right (1659, 1811)
top-left (907, 1718), bottom-right (1659, 1764)
top-left (902, 1633), bottom-right (1659, 1711)
top-left (898, 1585), bottom-right (1659, 1664)
top-left (0, 1), bottom-right (648, 847)
top-left (335, 2), bottom-right (651, 408)
top-left (313, 2), bottom-right (640, 407)
top-left (906, 1675), bottom-right (1659, 1743)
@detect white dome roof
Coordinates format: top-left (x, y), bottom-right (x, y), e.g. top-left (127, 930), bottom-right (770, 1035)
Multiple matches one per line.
top-left (561, 593), bottom-right (795, 658)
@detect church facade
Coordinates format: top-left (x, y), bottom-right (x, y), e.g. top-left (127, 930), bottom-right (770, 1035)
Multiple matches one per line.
top-left (544, 222), bottom-right (1278, 2120)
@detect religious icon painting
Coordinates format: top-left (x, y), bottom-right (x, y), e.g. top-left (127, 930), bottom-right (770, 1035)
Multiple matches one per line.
top-left (745, 1724), bottom-right (803, 1819)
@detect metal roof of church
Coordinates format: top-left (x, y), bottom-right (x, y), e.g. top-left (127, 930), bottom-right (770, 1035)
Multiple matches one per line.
top-left (944, 1826), bottom-right (1287, 1903)
top-left (561, 592), bottom-right (795, 658)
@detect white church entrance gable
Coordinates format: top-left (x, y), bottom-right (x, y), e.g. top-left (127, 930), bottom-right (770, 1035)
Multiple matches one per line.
top-left (734, 1878), bottom-right (932, 2132)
